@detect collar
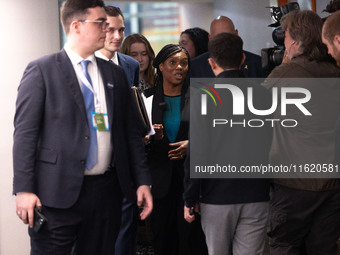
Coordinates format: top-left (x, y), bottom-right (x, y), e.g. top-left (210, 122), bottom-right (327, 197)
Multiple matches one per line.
top-left (95, 50), bottom-right (119, 65)
top-left (64, 42), bottom-right (96, 65)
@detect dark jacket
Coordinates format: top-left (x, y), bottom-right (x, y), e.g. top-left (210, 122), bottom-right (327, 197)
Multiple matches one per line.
top-left (184, 70), bottom-right (272, 207)
top-left (262, 55), bottom-right (340, 191)
top-left (144, 84), bottom-right (189, 199)
top-left (13, 49), bottom-right (151, 208)
top-left (117, 52), bottom-right (140, 87)
top-left (189, 51), bottom-right (264, 78)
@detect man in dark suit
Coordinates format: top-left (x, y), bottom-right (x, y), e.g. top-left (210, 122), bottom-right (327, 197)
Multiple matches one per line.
top-left (13, 1), bottom-right (152, 254)
top-left (184, 33), bottom-right (272, 255)
top-left (96, 6), bottom-right (139, 88)
top-left (189, 16), bottom-right (265, 78)
top-left (95, 5), bottom-right (142, 255)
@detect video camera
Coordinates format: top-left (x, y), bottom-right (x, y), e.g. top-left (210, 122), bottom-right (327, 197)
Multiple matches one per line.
top-left (261, 2), bottom-right (300, 72)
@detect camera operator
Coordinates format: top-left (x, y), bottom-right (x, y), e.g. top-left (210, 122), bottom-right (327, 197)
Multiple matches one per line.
top-left (262, 10), bottom-right (340, 255)
top-left (261, 2), bottom-right (299, 73)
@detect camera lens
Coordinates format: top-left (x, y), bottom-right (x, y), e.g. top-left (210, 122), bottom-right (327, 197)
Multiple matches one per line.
top-left (270, 49), bottom-right (285, 66)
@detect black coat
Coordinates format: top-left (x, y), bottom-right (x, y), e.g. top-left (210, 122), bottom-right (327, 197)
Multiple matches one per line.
top-left (183, 70), bottom-right (272, 206)
top-left (189, 51), bottom-right (265, 78)
top-left (13, 49), bottom-right (151, 207)
top-left (144, 84), bottom-right (189, 199)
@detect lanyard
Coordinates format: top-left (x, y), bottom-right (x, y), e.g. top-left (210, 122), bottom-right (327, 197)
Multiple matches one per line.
top-left (76, 61), bottom-right (101, 111)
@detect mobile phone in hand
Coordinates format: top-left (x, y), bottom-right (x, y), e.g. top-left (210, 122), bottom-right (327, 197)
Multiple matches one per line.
top-left (189, 207), bottom-right (195, 216)
top-left (33, 207), bottom-right (47, 232)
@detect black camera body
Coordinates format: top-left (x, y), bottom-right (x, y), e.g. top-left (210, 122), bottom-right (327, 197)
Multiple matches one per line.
top-left (262, 2), bottom-right (300, 72)
top-left (261, 46), bottom-right (285, 71)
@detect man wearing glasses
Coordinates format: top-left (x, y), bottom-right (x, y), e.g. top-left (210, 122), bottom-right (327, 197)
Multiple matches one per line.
top-left (13, 0), bottom-right (152, 254)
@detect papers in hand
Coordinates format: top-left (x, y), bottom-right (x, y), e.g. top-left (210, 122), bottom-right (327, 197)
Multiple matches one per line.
top-left (141, 93), bottom-right (155, 136)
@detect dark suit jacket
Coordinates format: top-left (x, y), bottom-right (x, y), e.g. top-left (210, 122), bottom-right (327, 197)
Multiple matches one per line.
top-left (144, 84), bottom-right (190, 199)
top-left (189, 51), bottom-right (264, 78)
top-left (13, 49), bottom-right (151, 208)
top-left (184, 70), bottom-right (272, 206)
top-left (117, 52), bottom-right (139, 88)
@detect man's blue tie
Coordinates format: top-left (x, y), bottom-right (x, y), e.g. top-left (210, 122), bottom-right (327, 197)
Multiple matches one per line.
top-left (80, 60), bottom-right (97, 170)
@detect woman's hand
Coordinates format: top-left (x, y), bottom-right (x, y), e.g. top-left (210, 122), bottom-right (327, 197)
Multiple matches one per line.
top-left (168, 140), bottom-right (188, 160)
top-left (153, 124), bottom-right (164, 140)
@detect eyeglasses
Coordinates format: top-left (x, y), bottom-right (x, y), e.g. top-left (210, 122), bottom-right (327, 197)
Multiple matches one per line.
top-left (78, 19), bottom-right (109, 30)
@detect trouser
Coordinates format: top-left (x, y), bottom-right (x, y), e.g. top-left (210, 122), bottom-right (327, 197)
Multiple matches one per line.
top-left (268, 184), bottom-right (340, 255)
top-left (114, 197), bottom-right (138, 255)
top-left (29, 170), bottom-right (122, 255)
top-left (200, 201), bottom-right (269, 255)
top-left (151, 185), bottom-right (208, 255)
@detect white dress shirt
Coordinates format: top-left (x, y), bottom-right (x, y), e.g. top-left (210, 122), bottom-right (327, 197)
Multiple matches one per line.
top-left (64, 43), bottom-right (113, 175)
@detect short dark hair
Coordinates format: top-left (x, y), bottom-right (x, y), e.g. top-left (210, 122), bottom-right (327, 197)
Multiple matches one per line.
top-left (208, 33), bottom-right (243, 69)
top-left (323, 10), bottom-right (340, 42)
top-left (181, 27), bottom-right (209, 57)
top-left (104, 6), bottom-right (124, 21)
top-left (61, 0), bottom-right (105, 35)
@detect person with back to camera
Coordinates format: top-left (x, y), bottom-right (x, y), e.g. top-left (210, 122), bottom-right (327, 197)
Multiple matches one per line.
top-left (179, 27), bottom-right (209, 60)
top-left (144, 44), bottom-right (208, 255)
top-left (184, 32), bottom-right (272, 255)
top-left (121, 33), bottom-right (156, 93)
top-left (262, 10), bottom-right (340, 255)
top-left (12, 0), bottom-right (152, 254)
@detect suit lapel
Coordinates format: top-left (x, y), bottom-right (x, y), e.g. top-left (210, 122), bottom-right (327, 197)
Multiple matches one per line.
top-left (56, 49), bottom-right (88, 123)
top-left (151, 84), bottom-right (189, 142)
top-left (117, 53), bottom-right (132, 86)
top-left (97, 58), bottom-right (114, 129)
top-left (152, 85), bottom-right (164, 124)
top-left (175, 85), bottom-right (189, 142)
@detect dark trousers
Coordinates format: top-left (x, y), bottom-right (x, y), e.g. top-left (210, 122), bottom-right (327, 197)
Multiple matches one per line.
top-left (268, 184), bottom-right (340, 255)
top-left (114, 197), bottom-right (138, 255)
top-left (29, 171), bottom-right (123, 255)
top-left (150, 180), bottom-right (208, 255)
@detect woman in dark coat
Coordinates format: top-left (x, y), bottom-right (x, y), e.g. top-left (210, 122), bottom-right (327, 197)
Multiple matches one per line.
top-left (144, 44), bottom-right (207, 255)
